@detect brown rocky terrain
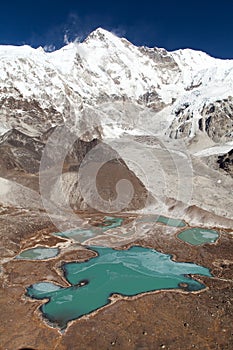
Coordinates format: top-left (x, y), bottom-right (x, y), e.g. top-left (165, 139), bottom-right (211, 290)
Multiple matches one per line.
top-left (0, 124), bottom-right (232, 350)
top-left (0, 207), bottom-right (232, 350)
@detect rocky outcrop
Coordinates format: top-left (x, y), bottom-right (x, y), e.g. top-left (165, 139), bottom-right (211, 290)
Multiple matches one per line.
top-left (217, 148), bottom-right (233, 176)
top-left (202, 98), bottom-right (233, 142)
top-left (168, 97), bottom-right (233, 142)
top-left (138, 46), bottom-right (180, 78)
top-left (0, 129), bottom-right (45, 174)
top-left (138, 91), bottom-right (166, 111)
top-left (0, 86), bottom-right (65, 136)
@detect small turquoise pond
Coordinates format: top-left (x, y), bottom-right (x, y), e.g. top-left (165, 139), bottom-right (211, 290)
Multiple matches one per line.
top-left (16, 247), bottom-right (59, 260)
top-left (137, 215), bottom-right (186, 227)
top-left (26, 246), bottom-right (211, 329)
top-left (177, 228), bottom-right (219, 246)
top-left (54, 216), bottom-right (123, 242)
top-left (54, 215), bottom-right (186, 243)
top-left (99, 216), bottom-right (124, 231)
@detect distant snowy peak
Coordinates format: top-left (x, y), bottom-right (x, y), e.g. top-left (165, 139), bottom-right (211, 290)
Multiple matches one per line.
top-left (172, 48), bottom-right (217, 69)
top-left (84, 27), bottom-right (124, 44)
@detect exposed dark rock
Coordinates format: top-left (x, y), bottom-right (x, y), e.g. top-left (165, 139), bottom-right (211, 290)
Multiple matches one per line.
top-left (138, 91), bottom-right (166, 111)
top-left (169, 97), bottom-right (233, 142)
top-left (0, 88), bottom-right (64, 135)
top-left (217, 149), bottom-right (233, 176)
top-left (0, 129), bottom-right (45, 174)
top-left (139, 46), bottom-right (180, 73)
top-left (203, 98), bottom-right (233, 141)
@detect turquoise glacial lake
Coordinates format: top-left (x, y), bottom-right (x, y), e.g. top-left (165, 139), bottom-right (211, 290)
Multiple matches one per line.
top-left (16, 247), bottom-right (59, 260)
top-left (177, 228), bottom-right (219, 246)
top-left (26, 246), bottom-right (211, 329)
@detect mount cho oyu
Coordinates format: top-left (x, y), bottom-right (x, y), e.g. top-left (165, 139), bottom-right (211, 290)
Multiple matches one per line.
top-left (0, 27), bottom-right (232, 141)
top-left (0, 28), bottom-right (232, 222)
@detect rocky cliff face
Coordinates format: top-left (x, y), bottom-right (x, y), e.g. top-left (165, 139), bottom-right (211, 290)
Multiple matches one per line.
top-left (217, 148), bottom-right (233, 176)
top-left (169, 96), bottom-right (233, 142)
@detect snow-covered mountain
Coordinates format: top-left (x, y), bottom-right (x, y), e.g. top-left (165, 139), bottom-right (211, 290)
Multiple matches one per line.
top-left (0, 27), bottom-right (233, 224)
top-left (0, 27), bottom-right (232, 142)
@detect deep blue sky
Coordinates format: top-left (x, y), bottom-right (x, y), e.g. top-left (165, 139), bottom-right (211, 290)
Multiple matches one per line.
top-left (0, 0), bottom-right (233, 58)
